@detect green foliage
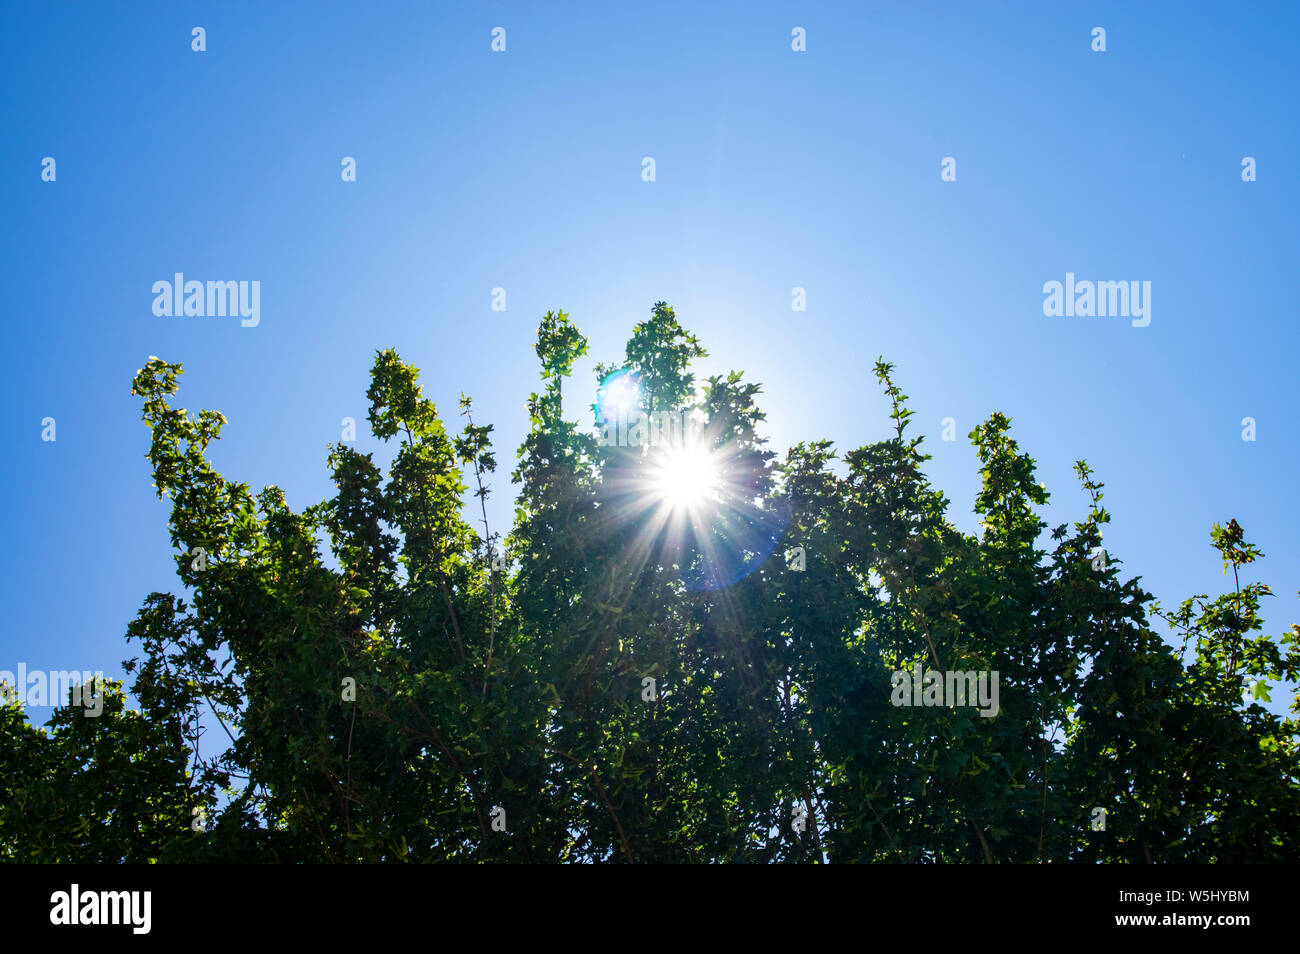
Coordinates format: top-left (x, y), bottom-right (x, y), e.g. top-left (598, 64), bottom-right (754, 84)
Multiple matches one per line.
top-left (3, 305), bottom-right (1297, 863)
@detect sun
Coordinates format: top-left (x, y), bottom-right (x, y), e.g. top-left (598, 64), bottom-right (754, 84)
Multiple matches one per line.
top-left (648, 442), bottom-right (723, 511)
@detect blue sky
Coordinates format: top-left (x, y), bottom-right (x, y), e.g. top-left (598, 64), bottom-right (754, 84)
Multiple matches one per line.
top-left (2, 1), bottom-right (1297, 724)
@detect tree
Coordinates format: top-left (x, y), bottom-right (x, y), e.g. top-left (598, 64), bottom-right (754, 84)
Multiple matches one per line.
top-left (3, 302), bottom-right (1297, 862)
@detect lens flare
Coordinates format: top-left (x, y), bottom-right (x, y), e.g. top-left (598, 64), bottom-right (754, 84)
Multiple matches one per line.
top-left (592, 390), bottom-right (789, 594)
top-left (597, 369), bottom-right (641, 423)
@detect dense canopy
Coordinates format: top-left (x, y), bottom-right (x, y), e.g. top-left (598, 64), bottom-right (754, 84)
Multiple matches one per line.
top-left (3, 303), bottom-right (1297, 863)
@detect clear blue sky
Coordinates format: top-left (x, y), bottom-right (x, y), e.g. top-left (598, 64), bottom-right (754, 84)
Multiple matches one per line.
top-left (3, 1), bottom-right (1297, 724)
